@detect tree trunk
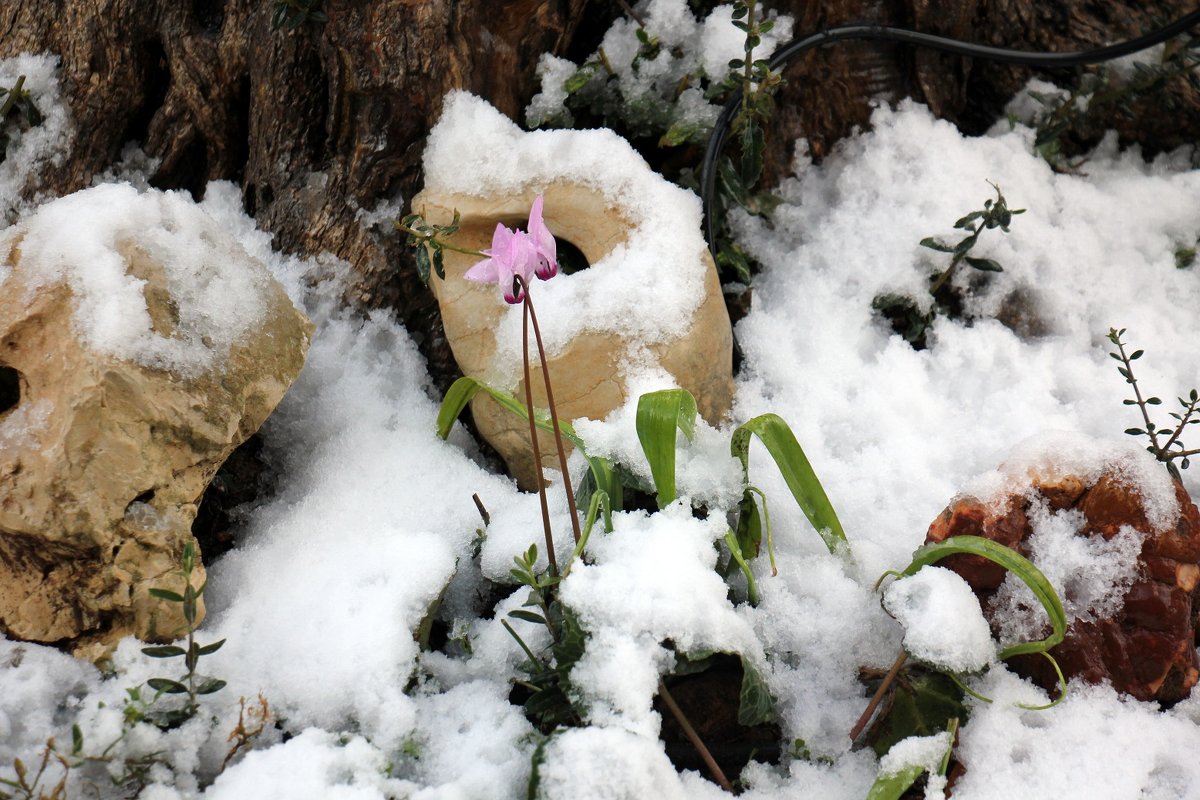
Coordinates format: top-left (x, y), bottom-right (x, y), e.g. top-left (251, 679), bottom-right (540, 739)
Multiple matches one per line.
top-left (1, 0), bottom-right (1197, 384)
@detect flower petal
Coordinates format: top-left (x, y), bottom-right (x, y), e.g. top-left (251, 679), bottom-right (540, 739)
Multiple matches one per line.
top-left (527, 195), bottom-right (558, 280)
top-left (463, 257), bottom-right (499, 283)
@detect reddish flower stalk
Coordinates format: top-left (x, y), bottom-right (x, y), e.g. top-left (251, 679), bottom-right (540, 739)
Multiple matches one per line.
top-left (516, 277), bottom-right (582, 546)
top-left (520, 277), bottom-right (559, 575)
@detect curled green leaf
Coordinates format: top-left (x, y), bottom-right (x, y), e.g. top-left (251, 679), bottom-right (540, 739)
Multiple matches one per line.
top-left (731, 414), bottom-right (848, 556)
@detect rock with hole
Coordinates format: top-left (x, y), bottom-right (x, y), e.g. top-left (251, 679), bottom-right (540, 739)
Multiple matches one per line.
top-left (415, 93), bottom-right (734, 488)
top-left (0, 184), bottom-right (312, 660)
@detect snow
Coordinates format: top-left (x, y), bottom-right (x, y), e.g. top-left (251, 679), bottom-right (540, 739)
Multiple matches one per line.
top-left (3, 19), bottom-right (1200, 800)
top-left (883, 567), bottom-right (996, 673)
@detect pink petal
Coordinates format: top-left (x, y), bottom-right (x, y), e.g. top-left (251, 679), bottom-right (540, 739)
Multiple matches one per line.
top-left (463, 257), bottom-right (500, 283)
top-left (527, 195), bottom-right (558, 280)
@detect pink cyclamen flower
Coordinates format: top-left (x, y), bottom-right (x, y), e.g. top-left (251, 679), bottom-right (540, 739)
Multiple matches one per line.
top-left (463, 195), bottom-right (559, 303)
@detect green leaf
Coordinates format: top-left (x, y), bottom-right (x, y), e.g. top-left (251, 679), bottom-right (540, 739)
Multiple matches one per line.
top-left (737, 656), bottom-right (777, 726)
top-left (149, 588), bottom-right (185, 603)
top-left (563, 66), bottom-right (595, 95)
top-left (196, 678), bottom-right (227, 695)
top-left (952, 234), bottom-right (978, 256)
top-left (734, 488), bottom-right (763, 560)
top-left (659, 120), bottom-right (704, 148)
top-left (865, 671), bottom-right (963, 757)
top-left (141, 645), bottom-right (186, 659)
top-left (635, 389), bottom-right (698, 508)
top-left (509, 609), bottom-right (548, 626)
top-left (894, 536), bottom-right (1066, 660)
top-left (72, 723), bottom-right (84, 755)
top-left (953, 210), bottom-right (984, 229)
top-left (723, 531), bottom-right (759, 606)
top-left (414, 244), bottom-right (432, 284)
top-left (1174, 247), bottom-right (1195, 269)
top-left (865, 764), bottom-right (927, 800)
top-left (730, 414), bottom-right (849, 556)
top-left (918, 237), bottom-right (955, 253)
top-left (432, 248), bottom-right (446, 281)
top-left (964, 256), bottom-right (1003, 272)
top-left (147, 678), bottom-right (188, 694)
top-left (739, 119), bottom-right (766, 190)
top-left (197, 639), bottom-right (226, 656)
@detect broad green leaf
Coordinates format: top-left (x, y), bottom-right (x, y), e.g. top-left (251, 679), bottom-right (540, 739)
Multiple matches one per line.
top-left (731, 414), bottom-right (848, 556)
top-left (636, 389), bottom-right (698, 508)
top-left (893, 536), bottom-right (1065, 660)
top-left (865, 764), bottom-right (926, 800)
top-left (738, 656), bottom-right (777, 726)
top-left (865, 671), bottom-right (963, 757)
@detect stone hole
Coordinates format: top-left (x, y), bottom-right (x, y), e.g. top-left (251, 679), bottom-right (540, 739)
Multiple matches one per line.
top-left (514, 217), bottom-right (590, 275)
top-left (0, 365), bottom-right (19, 415)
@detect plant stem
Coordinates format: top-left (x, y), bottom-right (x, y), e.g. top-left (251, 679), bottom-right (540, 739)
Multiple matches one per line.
top-left (522, 281), bottom-right (582, 544)
top-left (1112, 335), bottom-right (1166, 455)
top-left (928, 253), bottom-right (962, 296)
top-left (741, 0), bottom-right (757, 99)
top-left (1159, 400), bottom-right (1199, 455)
top-left (657, 679), bottom-right (733, 793)
top-left (849, 649), bottom-right (908, 743)
top-left (520, 280), bottom-right (558, 575)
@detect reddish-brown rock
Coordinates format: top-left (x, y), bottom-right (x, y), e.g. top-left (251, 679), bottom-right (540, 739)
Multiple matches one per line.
top-left (926, 464), bottom-right (1200, 704)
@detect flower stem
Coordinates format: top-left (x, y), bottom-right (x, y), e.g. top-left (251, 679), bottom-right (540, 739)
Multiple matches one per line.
top-left (521, 279), bottom-right (582, 544)
top-left (658, 678), bottom-right (734, 793)
top-left (520, 281), bottom-right (558, 575)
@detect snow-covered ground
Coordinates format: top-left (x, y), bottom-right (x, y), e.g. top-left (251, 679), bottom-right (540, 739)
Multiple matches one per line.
top-left (3, 9), bottom-right (1200, 797)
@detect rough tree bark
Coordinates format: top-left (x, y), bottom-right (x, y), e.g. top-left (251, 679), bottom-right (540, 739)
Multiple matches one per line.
top-left (1, 0), bottom-right (1196, 380)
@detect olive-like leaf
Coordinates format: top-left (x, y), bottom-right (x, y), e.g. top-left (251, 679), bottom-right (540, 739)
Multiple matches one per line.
top-left (141, 645), bottom-right (186, 659)
top-left (147, 678), bottom-right (188, 695)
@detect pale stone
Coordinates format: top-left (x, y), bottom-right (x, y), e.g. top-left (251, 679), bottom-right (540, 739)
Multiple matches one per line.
top-left (414, 182), bottom-right (734, 489)
top-left (0, 211), bottom-right (312, 658)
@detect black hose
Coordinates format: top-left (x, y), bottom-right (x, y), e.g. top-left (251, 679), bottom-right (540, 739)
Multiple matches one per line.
top-left (701, 10), bottom-right (1200, 261)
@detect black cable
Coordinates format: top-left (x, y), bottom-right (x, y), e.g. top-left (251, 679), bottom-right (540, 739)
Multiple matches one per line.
top-left (702, 10), bottom-right (1200, 261)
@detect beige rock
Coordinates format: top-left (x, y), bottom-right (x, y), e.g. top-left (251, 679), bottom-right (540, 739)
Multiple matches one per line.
top-left (0, 186), bottom-right (312, 658)
top-left (415, 182), bottom-right (734, 489)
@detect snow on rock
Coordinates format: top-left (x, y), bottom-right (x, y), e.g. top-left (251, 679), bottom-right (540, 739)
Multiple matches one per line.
top-left (1, 183), bottom-right (278, 376)
top-left (422, 90), bottom-right (712, 374)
